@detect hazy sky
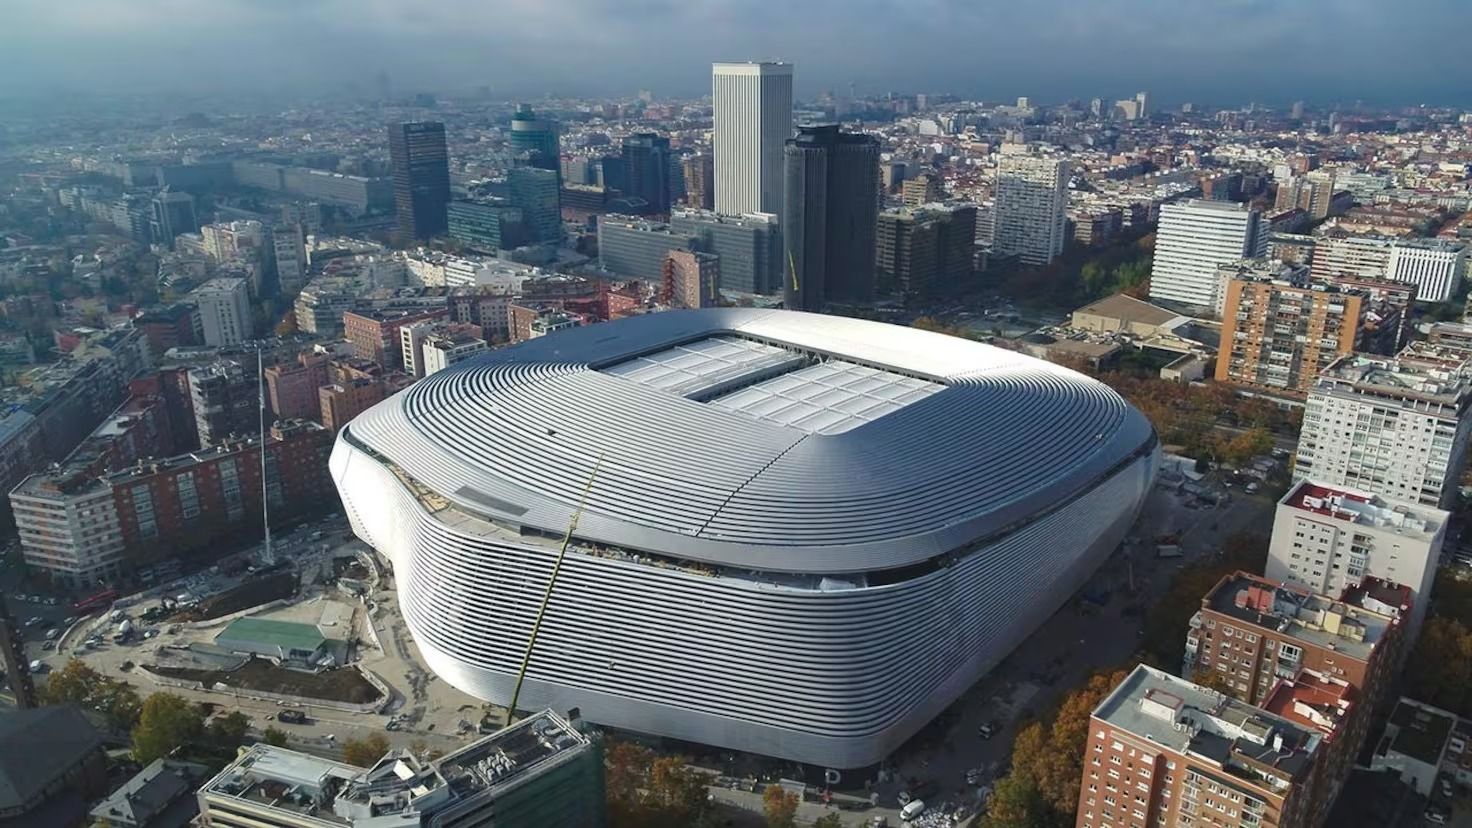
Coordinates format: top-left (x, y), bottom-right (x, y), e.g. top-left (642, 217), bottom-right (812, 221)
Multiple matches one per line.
top-left (3, 0), bottom-right (1470, 107)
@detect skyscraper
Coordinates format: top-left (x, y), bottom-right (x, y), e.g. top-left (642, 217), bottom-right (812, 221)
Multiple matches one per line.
top-left (713, 62), bottom-right (794, 217)
top-left (782, 125), bottom-right (880, 310)
top-left (681, 153), bottom-right (715, 210)
top-left (621, 133), bottom-right (672, 213)
top-left (150, 190), bottom-right (198, 250)
top-left (992, 146), bottom-right (1069, 268)
top-left (506, 167), bottom-right (560, 246)
top-left (1147, 199), bottom-right (1268, 312)
top-left (508, 104), bottom-right (560, 170)
top-left (388, 121), bottom-right (451, 241)
top-left (1134, 90), bottom-right (1150, 118)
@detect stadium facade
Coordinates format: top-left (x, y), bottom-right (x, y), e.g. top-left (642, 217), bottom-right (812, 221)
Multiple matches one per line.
top-left (331, 308), bottom-right (1157, 769)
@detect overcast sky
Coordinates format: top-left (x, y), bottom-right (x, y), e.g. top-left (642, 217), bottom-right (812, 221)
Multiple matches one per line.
top-left (2, 0), bottom-right (1470, 108)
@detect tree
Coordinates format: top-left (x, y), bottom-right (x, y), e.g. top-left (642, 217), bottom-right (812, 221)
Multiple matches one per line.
top-left (762, 784), bottom-right (799, 828)
top-left (133, 693), bottom-right (206, 764)
top-left (41, 659), bottom-right (143, 730)
top-left (812, 814), bottom-right (844, 828)
top-left (262, 727), bottom-right (289, 747)
top-left (980, 774), bottom-right (1048, 828)
top-left (208, 711), bottom-right (252, 749)
top-left (604, 739), bottom-right (710, 828)
top-left (341, 733), bottom-right (391, 767)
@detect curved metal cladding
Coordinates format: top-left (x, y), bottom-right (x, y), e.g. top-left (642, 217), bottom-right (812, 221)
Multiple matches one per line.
top-left (331, 308), bottom-right (1158, 768)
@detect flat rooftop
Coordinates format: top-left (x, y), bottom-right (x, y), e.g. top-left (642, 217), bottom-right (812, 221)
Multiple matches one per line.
top-left (216, 617), bottom-right (328, 653)
top-left (1095, 665), bottom-right (1319, 792)
top-left (1385, 699), bottom-right (1456, 766)
top-left (1203, 571), bottom-right (1399, 663)
top-left (1262, 671), bottom-right (1356, 738)
top-left (201, 744), bottom-right (359, 825)
top-left (1315, 350), bottom-right (1472, 408)
top-left (1281, 480), bottom-right (1445, 542)
top-left (436, 709), bottom-right (592, 802)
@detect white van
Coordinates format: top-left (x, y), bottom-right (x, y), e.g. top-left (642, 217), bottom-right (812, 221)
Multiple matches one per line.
top-left (900, 800), bottom-right (926, 821)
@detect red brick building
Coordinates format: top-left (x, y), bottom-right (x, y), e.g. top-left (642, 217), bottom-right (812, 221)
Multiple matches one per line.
top-left (320, 379), bottom-right (385, 432)
top-left (265, 352), bottom-right (330, 422)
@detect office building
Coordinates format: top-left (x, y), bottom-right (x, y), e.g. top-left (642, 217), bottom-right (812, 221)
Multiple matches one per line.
top-left (389, 122), bottom-right (451, 240)
top-left (621, 133), bottom-right (672, 213)
top-left (901, 172), bottom-right (943, 207)
top-left (150, 190), bottom-right (198, 250)
top-left (560, 184), bottom-right (617, 224)
top-left (1295, 346), bottom-right (1472, 509)
top-left (293, 280), bottom-right (358, 336)
top-left (1134, 90), bottom-right (1150, 118)
top-left (421, 327), bottom-right (489, 376)
top-left (1077, 664), bottom-right (1325, 828)
top-left (190, 277), bottom-right (252, 347)
top-left (713, 61), bottom-right (794, 217)
top-left (1312, 236), bottom-right (1468, 303)
top-left (508, 104), bottom-right (560, 170)
top-left (1215, 270), bottom-right (1400, 398)
top-left (875, 205), bottom-right (977, 300)
top-left (682, 153), bottom-right (715, 210)
top-left (1275, 171), bottom-right (1342, 220)
top-left (232, 162), bottom-right (392, 215)
top-left (447, 199), bottom-right (525, 251)
top-left (1267, 480), bottom-right (1447, 633)
top-left (197, 709), bottom-right (603, 828)
top-left (1149, 200), bottom-right (1269, 312)
top-left (331, 309), bottom-right (1158, 768)
top-left (597, 216), bottom-right (695, 280)
top-left (507, 167), bottom-right (560, 245)
top-left (662, 249), bottom-right (720, 309)
top-left (783, 125), bottom-right (881, 310)
top-left (670, 208), bottom-right (782, 294)
top-left (992, 147), bottom-right (1069, 268)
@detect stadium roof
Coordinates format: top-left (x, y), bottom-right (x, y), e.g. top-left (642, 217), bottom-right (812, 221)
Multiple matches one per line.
top-left (344, 308), bottom-right (1155, 573)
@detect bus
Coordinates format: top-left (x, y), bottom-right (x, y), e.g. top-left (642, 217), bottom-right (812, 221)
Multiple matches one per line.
top-left (72, 588), bottom-right (118, 614)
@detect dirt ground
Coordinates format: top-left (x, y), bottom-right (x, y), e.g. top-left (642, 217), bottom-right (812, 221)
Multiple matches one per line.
top-left (147, 656), bottom-right (382, 704)
top-left (174, 572), bottom-right (298, 622)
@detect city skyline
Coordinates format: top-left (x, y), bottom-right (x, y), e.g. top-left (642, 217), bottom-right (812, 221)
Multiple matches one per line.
top-left (3, 0), bottom-right (1472, 107)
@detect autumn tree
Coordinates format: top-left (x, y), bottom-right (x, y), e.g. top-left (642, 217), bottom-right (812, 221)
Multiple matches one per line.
top-left (762, 784), bottom-right (799, 828)
top-left (41, 658), bottom-right (142, 730)
top-left (604, 739), bottom-right (712, 828)
top-left (980, 774), bottom-right (1048, 828)
top-left (341, 733), bottom-right (391, 767)
top-left (133, 693), bottom-right (206, 764)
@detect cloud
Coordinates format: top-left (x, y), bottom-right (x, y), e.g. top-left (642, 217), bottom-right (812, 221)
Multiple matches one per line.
top-left (0, 0), bottom-right (1469, 106)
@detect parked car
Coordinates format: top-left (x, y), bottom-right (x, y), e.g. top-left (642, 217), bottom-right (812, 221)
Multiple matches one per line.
top-left (277, 709), bottom-right (308, 725)
top-left (978, 721), bottom-right (997, 740)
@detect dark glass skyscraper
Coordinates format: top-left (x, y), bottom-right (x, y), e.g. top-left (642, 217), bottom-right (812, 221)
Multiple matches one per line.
top-left (782, 125), bottom-right (880, 311)
top-left (388, 121), bottom-right (451, 241)
top-left (621, 133), bottom-right (672, 214)
top-left (509, 104), bottom-right (560, 171)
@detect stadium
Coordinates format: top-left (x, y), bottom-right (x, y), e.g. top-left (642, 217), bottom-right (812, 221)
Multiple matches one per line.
top-left (330, 308), bottom-right (1158, 768)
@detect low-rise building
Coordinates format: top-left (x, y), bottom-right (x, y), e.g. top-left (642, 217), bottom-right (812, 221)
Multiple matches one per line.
top-left (1370, 697), bottom-right (1459, 797)
top-left (87, 759), bottom-right (210, 828)
top-left (197, 709), bottom-right (603, 828)
top-left (0, 706), bottom-right (108, 828)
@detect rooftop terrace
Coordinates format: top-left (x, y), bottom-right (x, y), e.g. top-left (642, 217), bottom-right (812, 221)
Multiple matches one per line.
top-left (1281, 480), bottom-right (1444, 541)
top-left (1202, 570), bottom-right (1401, 663)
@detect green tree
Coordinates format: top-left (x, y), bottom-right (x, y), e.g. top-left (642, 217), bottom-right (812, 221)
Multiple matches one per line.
top-left (980, 774), bottom-right (1048, 828)
top-left (133, 693), bottom-right (206, 764)
top-left (812, 814), bottom-right (844, 828)
top-left (208, 711), bottom-right (252, 749)
top-left (262, 727), bottom-right (289, 747)
top-left (341, 733), bottom-right (391, 766)
top-left (761, 785), bottom-right (799, 828)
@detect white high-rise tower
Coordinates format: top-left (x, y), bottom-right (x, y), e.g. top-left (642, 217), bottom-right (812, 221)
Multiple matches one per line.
top-left (992, 146), bottom-right (1069, 267)
top-left (713, 62), bottom-right (793, 217)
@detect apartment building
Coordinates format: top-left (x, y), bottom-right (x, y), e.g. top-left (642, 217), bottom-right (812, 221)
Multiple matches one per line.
top-left (1294, 347), bottom-right (1472, 510)
top-left (1266, 480), bottom-right (1446, 633)
top-left (1078, 664), bottom-right (1324, 828)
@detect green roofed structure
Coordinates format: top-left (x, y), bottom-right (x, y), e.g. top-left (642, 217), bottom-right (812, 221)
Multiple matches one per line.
top-left (215, 618), bottom-right (334, 667)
